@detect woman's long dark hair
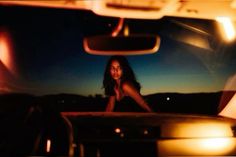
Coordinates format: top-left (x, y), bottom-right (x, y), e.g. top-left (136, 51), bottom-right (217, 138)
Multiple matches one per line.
top-left (103, 55), bottom-right (141, 96)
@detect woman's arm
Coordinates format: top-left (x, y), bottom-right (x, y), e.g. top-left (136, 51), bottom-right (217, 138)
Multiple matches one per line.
top-left (122, 82), bottom-right (153, 112)
top-left (106, 96), bottom-right (116, 112)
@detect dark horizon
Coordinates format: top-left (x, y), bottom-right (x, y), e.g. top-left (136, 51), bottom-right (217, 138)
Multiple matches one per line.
top-left (1, 90), bottom-right (235, 115)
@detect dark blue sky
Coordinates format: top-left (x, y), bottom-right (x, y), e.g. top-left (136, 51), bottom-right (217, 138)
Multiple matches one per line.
top-left (1, 5), bottom-right (236, 96)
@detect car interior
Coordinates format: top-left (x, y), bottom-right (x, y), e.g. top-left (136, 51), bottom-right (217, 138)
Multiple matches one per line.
top-left (0, 0), bottom-right (236, 156)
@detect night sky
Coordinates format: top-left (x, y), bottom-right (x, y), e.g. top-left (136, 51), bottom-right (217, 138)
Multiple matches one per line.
top-left (1, 5), bottom-right (236, 96)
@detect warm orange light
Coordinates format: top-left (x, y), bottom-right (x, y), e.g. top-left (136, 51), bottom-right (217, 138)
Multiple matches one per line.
top-left (158, 137), bottom-right (236, 156)
top-left (46, 139), bottom-right (51, 153)
top-left (0, 35), bottom-right (10, 68)
top-left (159, 122), bottom-right (235, 155)
top-left (162, 123), bottom-right (233, 138)
top-left (143, 129), bottom-right (149, 135)
top-left (216, 17), bottom-right (236, 41)
top-left (201, 138), bottom-right (231, 150)
top-left (115, 127), bottom-right (121, 133)
top-left (0, 30), bottom-right (16, 75)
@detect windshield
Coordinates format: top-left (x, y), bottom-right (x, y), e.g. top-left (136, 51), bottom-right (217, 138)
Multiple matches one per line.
top-left (1, 6), bottom-right (236, 115)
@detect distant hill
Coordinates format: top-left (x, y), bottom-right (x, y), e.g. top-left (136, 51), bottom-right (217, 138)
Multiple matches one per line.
top-left (145, 92), bottom-right (221, 115)
top-left (0, 91), bottom-right (235, 115)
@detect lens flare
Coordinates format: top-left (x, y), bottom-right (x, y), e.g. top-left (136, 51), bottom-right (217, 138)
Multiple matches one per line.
top-left (0, 30), bottom-right (16, 75)
top-left (216, 16), bottom-right (236, 41)
top-left (0, 29), bottom-right (18, 93)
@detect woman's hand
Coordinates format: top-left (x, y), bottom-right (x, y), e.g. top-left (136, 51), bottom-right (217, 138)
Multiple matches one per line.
top-left (122, 82), bottom-right (153, 112)
top-left (106, 96), bottom-right (116, 112)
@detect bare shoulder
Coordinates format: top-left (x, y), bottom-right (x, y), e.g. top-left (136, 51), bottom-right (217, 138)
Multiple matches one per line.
top-left (121, 81), bottom-right (137, 92)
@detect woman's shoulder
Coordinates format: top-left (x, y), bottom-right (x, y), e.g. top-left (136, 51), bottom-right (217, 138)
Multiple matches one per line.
top-left (122, 80), bottom-right (132, 86)
top-left (121, 81), bottom-right (137, 92)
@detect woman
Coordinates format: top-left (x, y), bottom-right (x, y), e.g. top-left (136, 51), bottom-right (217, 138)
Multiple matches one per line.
top-left (103, 55), bottom-right (152, 112)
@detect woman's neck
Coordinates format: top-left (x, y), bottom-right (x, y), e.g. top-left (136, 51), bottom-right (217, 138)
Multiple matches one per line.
top-left (115, 79), bottom-right (121, 86)
top-left (114, 79), bottom-right (124, 101)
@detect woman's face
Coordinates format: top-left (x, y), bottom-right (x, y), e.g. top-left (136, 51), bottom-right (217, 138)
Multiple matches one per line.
top-left (110, 60), bottom-right (123, 81)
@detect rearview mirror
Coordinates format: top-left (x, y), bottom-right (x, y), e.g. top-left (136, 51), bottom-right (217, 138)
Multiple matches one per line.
top-left (83, 35), bottom-right (160, 55)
